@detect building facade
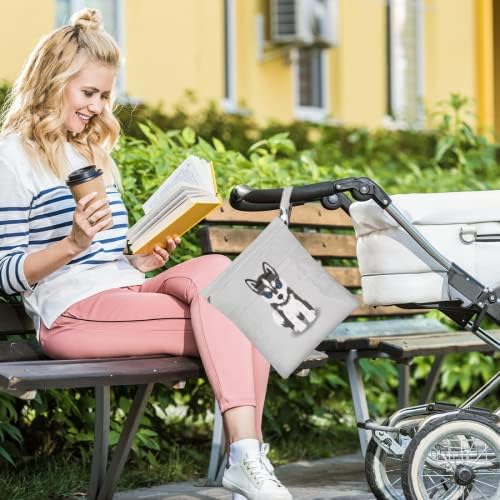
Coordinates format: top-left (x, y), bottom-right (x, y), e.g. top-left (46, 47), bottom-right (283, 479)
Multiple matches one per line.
top-left (1, 0), bottom-right (499, 136)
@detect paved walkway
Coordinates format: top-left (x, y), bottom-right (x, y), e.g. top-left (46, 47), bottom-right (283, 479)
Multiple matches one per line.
top-left (115, 453), bottom-right (374, 499)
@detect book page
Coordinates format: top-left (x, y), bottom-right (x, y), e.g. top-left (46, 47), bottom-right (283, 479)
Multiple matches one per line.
top-left (128, 184), bottom-right (186, 238)
top-left (143, 156), bottom-right (214, 215)
top-left (130, 184), bottom-right (194, 240)
top-left (129, 185), bottom-right (211, 241)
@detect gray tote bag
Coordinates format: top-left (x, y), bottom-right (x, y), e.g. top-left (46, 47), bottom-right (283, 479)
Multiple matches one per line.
top-left (201, 188), bottom-right (359, 378)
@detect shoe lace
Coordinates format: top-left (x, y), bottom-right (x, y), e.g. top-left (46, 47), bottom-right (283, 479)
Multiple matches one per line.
top-left (260, 443), bottom-right (276, 474)
top-left (243, 455), bottom-right (280, 488)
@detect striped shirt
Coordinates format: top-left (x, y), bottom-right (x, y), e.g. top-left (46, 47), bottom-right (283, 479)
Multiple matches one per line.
top-left (0, 133), bottom-right (145, 334)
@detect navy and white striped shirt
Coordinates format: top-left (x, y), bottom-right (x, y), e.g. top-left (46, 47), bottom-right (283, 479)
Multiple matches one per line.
top-left (0, 134), bottom-right (145, 333)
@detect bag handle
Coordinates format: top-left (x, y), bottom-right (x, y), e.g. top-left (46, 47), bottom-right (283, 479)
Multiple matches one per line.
top-left (279, 187), bottom-right (293, 226)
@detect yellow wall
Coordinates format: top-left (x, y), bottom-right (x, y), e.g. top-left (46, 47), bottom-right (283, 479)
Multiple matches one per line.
top-left (473, 0), bottom-right (495, 137)
top-left (494, 1), bottom-right (500, 138)
top-left (423, 0), bottom-right (476, 120)
top-left (236, 0), bottom-right (294, 122)
top-left (123, 0), bottom-right (484, 129)
top-left (0, 1), bottom-right (55, 83)
top-left (0, 0), bottom-right (494, 133)
top-left (125, 0), bottom-right (224, 110)
top-left (333, 0), bottom-right (386, 127)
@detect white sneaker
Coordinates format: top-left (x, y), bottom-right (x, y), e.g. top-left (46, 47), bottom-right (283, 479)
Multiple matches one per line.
top-left (232, 494), bottom-right (247, 500)
top-left (222, 452), bottom-right (292, 500)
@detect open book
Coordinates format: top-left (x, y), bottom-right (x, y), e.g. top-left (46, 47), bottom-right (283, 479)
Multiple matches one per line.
top-left (127, 155), bottom-right (221, 254)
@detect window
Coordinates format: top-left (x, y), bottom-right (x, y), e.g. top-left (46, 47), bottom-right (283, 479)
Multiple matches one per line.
top-left (222, 0), bottom-right (237, 111)
top-left (386, 0), bottom-right (424, 128)
top-left (55, 0), bottom-right (126, 98)
top-left (294, 47), bottom-right (328, 122)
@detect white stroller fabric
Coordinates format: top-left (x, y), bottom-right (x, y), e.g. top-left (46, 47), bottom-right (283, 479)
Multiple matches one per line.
top-left (350, 190), bottom-right (500, 306)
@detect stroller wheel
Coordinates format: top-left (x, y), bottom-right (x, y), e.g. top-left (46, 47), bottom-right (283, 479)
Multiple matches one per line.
top-left (365, 417), bottom-right (421, 500)
top-left (366, 437), bottom-right (405, 500)
top-left (401, 413), bottom-right (500, 500)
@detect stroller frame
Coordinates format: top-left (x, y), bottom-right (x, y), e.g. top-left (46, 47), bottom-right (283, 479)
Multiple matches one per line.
top-left (230, 177), bottom-right (500, 499)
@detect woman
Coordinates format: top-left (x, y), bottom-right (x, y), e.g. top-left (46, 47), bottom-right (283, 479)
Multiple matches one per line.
top-left (0, 9), bottom-right (292, 500)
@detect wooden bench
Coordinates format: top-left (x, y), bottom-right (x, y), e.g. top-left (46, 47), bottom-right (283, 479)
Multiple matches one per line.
top-left (200, 200), bottom-right (500, 460)
top-left (0, 297), bottom-right (327, 498)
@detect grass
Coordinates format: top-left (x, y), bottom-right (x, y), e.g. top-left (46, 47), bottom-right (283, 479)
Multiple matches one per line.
top-left (0, 424), bottom-right (359, 499)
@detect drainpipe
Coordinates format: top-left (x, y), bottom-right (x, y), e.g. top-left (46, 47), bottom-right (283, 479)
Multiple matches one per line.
top-left (475, 0), bottom-right (494, 138)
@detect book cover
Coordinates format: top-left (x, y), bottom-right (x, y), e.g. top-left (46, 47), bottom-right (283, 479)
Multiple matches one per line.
top-left (131, 199), bottom-right (221, 254)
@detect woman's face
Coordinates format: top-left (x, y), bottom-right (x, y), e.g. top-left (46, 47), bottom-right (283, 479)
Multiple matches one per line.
top-left (63, 62), bottom-right (115, 134)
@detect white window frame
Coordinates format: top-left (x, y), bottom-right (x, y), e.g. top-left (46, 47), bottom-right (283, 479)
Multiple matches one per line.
top-left (293, 47), bottom-right (329, 122)
top-left (56, 0), bottom-right (126, 99)
top-left (386, 0), bottom-right (424, 129)
top-left (222, 0), bottom-right (238, 112)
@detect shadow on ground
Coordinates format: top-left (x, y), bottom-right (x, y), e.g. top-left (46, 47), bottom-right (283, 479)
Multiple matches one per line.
top-left (114, 453), bottom-right (374, 499)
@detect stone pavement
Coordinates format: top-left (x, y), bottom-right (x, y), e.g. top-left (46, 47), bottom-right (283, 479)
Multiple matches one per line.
top-left (114, 453), bottom-right (374, 499)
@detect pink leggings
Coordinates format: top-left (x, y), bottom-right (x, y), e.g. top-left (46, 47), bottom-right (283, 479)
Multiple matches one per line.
top-left (40, 255), bottom-right (270, 436)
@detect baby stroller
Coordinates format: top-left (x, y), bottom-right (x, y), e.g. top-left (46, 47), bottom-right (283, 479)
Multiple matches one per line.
top-left (229, 177), bottom-right (500, 500)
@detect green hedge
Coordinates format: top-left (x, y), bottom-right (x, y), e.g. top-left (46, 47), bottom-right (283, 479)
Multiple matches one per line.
top-left (3, 81), bottom-right (495, 176)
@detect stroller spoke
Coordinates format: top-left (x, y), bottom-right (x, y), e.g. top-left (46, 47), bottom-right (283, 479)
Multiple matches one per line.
top-left (424, 476), bottom-right (455, 494)
top-left (470, 444), bottom-right (491, 467)
top-left (473, 478), bottom-right (496, 489)
top-left (423, 474), bottom-right (454, 478)
top-left (472, 482), bottom-right (491, 500)
top-left (391, 476), bottom-right (401, 486)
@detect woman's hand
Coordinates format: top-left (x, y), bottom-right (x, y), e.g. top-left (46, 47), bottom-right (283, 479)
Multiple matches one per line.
top-left (127, 237), bottom-right (181, 273)
top-left (66, 192), bottom-right (112, 254)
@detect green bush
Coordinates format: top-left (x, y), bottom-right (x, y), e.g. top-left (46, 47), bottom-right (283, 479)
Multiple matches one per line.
top-left (2, 80), bottom-right (495, 175)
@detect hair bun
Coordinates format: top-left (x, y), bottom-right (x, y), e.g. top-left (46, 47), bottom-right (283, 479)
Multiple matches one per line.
top-left (70, 8), bottom-right (102, 31)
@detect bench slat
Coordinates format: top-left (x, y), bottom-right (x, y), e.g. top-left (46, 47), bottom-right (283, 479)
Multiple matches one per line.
top-left (376, 331), bottom-right (500, 359)
top-left (329, 317), bottom-right (447, 340)
top-left (0, 349), bottom-right (328, 393)
top-left (0, 340), bottom-right (44, 362)
top-left (325, 266), bottom-right (361, 287)
top-left (321, 330), bottom-right (500, 360)
top-left (0, 303), bottom-right (34, 334)
top-left (350, 304), bottom-right (425, 317)
top-left (206, 201), bottom-right (353, 228)
top-left (0, 356), bottom-right (204, 392)
top-left (293, 349), bottom-right (328, 373)
top-left (199, 227), bottom-right (357, 258)
top-left (319, 318), bottom-right (447, 352)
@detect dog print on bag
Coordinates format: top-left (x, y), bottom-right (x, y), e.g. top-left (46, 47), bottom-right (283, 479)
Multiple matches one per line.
top-left (245, 262), bottom-right (318, 333)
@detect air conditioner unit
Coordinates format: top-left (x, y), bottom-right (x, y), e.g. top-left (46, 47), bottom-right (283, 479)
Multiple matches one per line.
top-left (270, 0), bottom-right (338, 47)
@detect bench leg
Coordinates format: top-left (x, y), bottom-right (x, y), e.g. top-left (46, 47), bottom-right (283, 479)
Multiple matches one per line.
top-left (206, 400), bottom-right (227, 485)
top-left (346, 350), bottom-right (371, 457)
top-left (398, 362), bottom-right (410, 409)
top-left (88, 386), bottom-right (111, 500)
top-left (96, 383), bottom-right (154, 500)
top-left (419, 355), bottom-right (444, 404)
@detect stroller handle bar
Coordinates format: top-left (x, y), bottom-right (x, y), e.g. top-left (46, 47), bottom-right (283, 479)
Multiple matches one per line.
top-left (230, 177), bottom-right (452, 272)
top-left (230, 177), bottom-right (392, 211)
top-left (230, 182), bottom-right (336, 211)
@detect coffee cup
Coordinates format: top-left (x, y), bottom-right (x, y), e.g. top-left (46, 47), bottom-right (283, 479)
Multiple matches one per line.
top-left (66, 165), bottom-right (112, 229)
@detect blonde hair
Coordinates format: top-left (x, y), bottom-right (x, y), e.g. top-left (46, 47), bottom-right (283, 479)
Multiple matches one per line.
top-left (1, 8), bottom-right (121, 184)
